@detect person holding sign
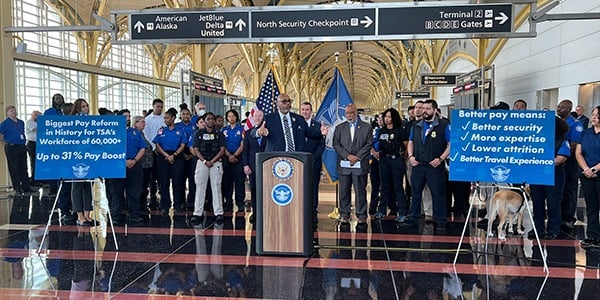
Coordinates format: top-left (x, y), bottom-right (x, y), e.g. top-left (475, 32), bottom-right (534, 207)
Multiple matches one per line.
top-left (70, 99), bottom-right (94, 226)
top-left (575, 106), bottom-right (600, 248)
top-left (405, 99), bottom-right (450, 231)
top-left (153, 108), bottom-right (187, 215)
top-left (0, 106), bottom-right (33, 195)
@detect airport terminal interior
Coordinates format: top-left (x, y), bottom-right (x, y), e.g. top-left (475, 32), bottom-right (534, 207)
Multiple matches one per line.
top-left (2, 0), bottom-right (600, 299)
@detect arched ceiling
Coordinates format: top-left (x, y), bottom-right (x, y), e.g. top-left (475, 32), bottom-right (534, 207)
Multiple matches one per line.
top-left (44, 0), bottom-right (540, 111)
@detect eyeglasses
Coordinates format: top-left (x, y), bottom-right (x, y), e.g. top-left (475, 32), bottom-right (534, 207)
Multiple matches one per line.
top-left (279, 99), bottom-right (293, 104)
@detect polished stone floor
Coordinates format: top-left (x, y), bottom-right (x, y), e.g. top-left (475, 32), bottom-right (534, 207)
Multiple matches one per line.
top-left (0, 183), bottom-right (599, 299)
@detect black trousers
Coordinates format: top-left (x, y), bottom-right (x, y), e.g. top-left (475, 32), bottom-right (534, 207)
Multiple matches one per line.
top-left (4, 144), bottom-right (30, 192)
top-left (26, 141), bottom-right (36, 181)
top-left (109, 164), bottom-right (143, 218)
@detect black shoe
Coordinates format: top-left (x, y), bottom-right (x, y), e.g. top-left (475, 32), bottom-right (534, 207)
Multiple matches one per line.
top-left (544, 233), bottom-right (558, 240)
top-left (581, 238), bottom-right (597, 249)
top-left (128, 215), bottom-right (145, 224)
top-left (190, 215), bottom-right (202, 225)
top-left (160, 209), bottom-right (169, 216)
top-left (527, 231), bottom-right (538, 240)
top-left (435, 224), bottom-right (447, 232)
top-left (76, 220), bottom-right (93, 226)
top-left (249, 214), bottom-right (256, 224)
top-left (215, 215), bottom-right (224, 223)
top-left (561, 220), bottom-right (575, 231)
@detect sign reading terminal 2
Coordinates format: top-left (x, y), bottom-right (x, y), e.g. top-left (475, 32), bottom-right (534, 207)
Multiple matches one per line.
top-left (126, 3), bottom-right (514, 43)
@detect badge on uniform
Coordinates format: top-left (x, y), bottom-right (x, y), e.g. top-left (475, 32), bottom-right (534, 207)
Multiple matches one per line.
top-left (390, 133), bottom-right (394, 140)
top-left (431, 131), bottom-right (437, 138)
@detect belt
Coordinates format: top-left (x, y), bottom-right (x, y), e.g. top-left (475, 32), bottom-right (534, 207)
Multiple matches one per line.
top-left (383, 153), bottom-right (402, 159)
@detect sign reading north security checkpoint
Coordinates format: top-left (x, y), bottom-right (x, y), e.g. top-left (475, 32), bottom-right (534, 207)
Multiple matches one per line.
top-left (449, 110), bottom-right (555, 185)
top-left (35, 116), bottom-right (127, 180)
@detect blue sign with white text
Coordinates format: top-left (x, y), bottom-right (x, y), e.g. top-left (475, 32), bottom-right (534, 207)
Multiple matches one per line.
top-left (35, 115), bottom-right (127, 180)
top-left (449, 110), bottom-right (555, 185)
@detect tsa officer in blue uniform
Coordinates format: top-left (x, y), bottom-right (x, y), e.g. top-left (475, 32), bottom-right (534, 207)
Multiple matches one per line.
top-left (0, 105), bottom-right (33, 194)
top-left (176, 104), bottom-right (197, 211)
top-left (221, 109), bottom-right (245, 212)
top-left (557, 99), bottom-right (584, 229)
top-left (44, 93), bottom-right (64, 116)
top-left (530, 117), bottom-right (571, 240)
top-left (153, 108), bottom-right (187, 214)
top-left (109, 110), bottom-right (147, 224)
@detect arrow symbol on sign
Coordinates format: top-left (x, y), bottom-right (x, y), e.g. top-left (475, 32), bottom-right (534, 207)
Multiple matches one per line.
top-left (133, 21), bottom-right (144, 33)
top-left (360, 16), bottom-right (373, 28)
top-left (235, 19), bottom-right (246, 31)
top-left (495, 12), bottom-right (508, 25)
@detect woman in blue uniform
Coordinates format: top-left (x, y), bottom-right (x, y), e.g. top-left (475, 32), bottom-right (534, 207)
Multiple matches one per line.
top-left (153, 108), bottom-right (187, 214)
top-left (221, 109), bottom-right (245, 212)
top-left (375, 108), bottom-right (408, 222)
top-left (576, 106), bottom-right (600, 248)
top-left (176, 104), bottom-right (197, 211)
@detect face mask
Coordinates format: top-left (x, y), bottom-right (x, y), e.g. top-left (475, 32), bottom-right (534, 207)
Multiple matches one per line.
top-left (197, 109), bottom-right (206, 116)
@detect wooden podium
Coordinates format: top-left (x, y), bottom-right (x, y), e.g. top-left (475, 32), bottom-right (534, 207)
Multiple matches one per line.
top-left (255, 152), bottom-right (313, 256)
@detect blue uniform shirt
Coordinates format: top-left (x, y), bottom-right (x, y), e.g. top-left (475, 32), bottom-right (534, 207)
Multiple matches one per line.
top-left (0, 118), bottom-right (26, 144)
top-left (176, 121), bottom-right (196, 150)
top-left (44, 107), bottom-right (62, 116)
top-left (221, 124), bottom-right (243, 153)
top-left (126, 127), bottom-right (146, 159)
top-left (153, 126), bottom-right (186, 151)
top-left (557, 140), bottom-right (571, 158)
top-left (579, 128), bottom-right (600, 168)
top-left (372, 127), bottom-right (380, 152)
top-left (565, 115), bottom-right (583, 143)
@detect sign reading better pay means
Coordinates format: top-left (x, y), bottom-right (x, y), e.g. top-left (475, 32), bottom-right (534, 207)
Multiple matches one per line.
top-left (449, 110), bottom-right (555, 185)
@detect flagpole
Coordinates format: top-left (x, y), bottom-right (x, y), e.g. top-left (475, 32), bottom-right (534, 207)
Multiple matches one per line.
top-left (328, 52), bottom-right (341, 220)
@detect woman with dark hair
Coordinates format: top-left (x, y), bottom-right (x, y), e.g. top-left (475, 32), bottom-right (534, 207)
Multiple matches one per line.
top-left (153, 108), bottom-right (187, 214)
top-left (70, 99), bottom-right (94, 226)
top-left (177, 104), bottom-right (197, 211)
top-left (221, 109), bottom-right (245, 212)
top-left (576, 106), bottom-right (600, 248)
top-left (375, 108), bottom-right (409, 222)
top-left (529, 116), bottom-right (571, 240)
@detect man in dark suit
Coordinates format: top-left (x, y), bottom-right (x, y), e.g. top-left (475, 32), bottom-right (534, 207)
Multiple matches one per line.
top-left (333, 104), bottom-right (372, 224)
top-left (300, 102), bottom-right (325, 224)
top-left (253, 93), bottom-right (325, 152)
top-left (242, 110), bottom-right (266, 223)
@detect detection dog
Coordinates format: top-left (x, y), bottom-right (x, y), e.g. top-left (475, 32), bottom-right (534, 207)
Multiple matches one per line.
top-left (487, 190), bottom-right (526, 240)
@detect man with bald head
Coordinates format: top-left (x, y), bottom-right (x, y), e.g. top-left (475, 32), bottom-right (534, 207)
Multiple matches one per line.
top-left (253, 93), bottom-right (325, 152)
top-left (333, 104), bottom-right (372, 225)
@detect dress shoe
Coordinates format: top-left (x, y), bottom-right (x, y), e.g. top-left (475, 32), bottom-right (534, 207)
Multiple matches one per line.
top-left (249, 214), bottom-right (256, 224)
top-left (435, 225), bottom-right (447, 232)
top-left (339, 216), bottom-right (350, 224)
top-left (357, 218), bottom-right (367, 224)
top-left (581, 238), bottom-right (598, 249)
top-left (374, 212), bottom-right (384, 219)
top-left (215, 215), bottom-right (224, 223)
top-left (76, 220), bottom-right (93, 226)
top-left (128, 215), bottom-right (145, 224)
top-left (544, 233), bottom-right (558, 240)
top-left (396, 215), bottom-right (407, 223)
top-left (190, 215), bottom-right (203, 225)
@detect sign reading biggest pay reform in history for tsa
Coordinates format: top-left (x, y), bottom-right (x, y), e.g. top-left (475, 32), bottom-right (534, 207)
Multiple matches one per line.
top-left (449, 110), bottom-right (555, 185)
top-left (35, 115), bottom-right (127, 180)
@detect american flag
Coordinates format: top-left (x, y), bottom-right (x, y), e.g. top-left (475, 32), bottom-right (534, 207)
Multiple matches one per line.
top-left (245, 68), bottom-right (280, 130)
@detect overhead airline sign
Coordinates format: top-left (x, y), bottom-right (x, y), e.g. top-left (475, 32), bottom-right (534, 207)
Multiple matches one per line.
top-left (126, 3), bottom-right (513, 43)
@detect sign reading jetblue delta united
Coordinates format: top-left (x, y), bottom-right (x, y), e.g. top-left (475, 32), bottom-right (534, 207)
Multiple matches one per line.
top-left (35, 116), bottom-right (127, 180)
top-left (449, 110), bottom-right (555, 185)
top-left (125, 3), bottom-right (514, 43)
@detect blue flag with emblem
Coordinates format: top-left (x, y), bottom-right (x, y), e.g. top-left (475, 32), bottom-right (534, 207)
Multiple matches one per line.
top-left (315, 67), bottom-right (354, 182)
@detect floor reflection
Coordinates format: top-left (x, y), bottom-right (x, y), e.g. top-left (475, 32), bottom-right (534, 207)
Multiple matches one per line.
top-left (1, 188), bottom-right (599, 299)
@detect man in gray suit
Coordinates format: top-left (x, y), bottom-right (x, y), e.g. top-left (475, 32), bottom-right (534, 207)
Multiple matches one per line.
top-left (333, 104), bottom-right (372, 224)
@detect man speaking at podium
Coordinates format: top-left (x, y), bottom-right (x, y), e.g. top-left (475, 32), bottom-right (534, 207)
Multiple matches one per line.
top-left (253, 93), bottom-right (326, 151)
